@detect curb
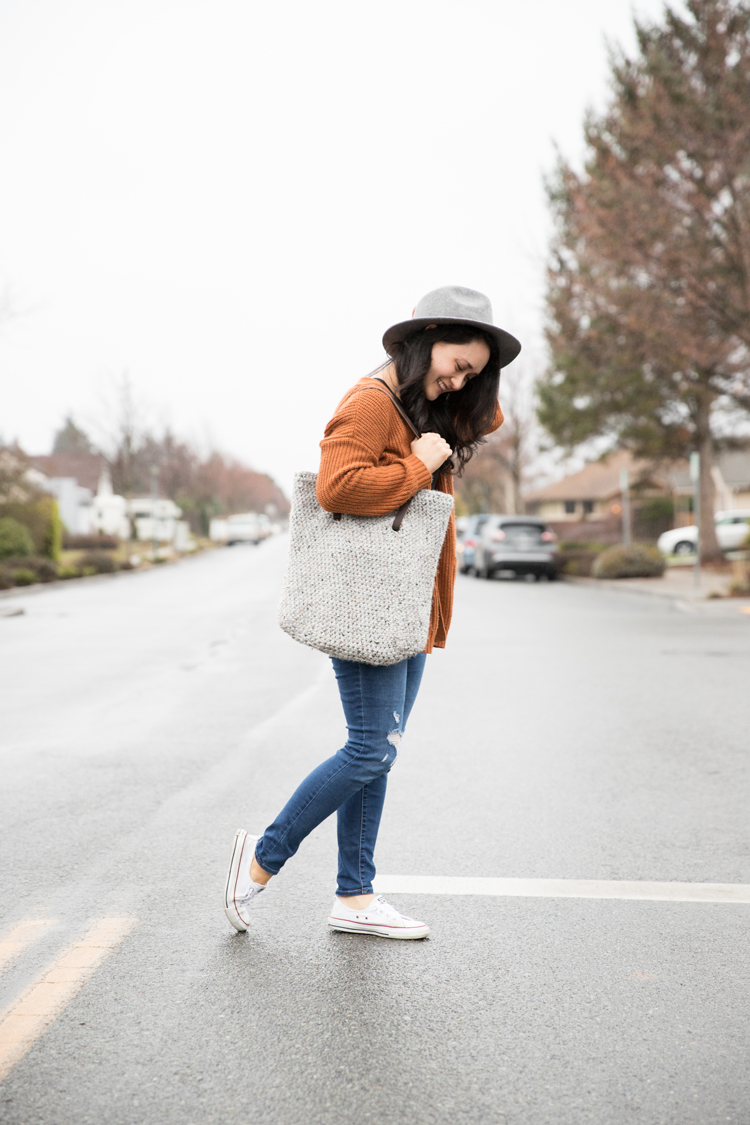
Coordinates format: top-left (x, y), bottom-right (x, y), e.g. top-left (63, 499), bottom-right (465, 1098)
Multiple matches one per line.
top-left (563, 574), bottom-right (750, 608)
top-left (0, 547), bottom-right (216, 602)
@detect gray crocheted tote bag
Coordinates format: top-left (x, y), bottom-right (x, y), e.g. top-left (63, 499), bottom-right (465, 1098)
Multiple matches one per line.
top-left (278, 385), bottom-right (455, 666)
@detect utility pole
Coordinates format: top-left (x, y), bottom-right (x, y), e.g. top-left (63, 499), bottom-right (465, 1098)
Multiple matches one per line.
top-left (150, 465), bottom-right (159, 562)
top-left (619, 468), bottom-right (631, 547)
top-left (690, 451), bottom-right (700, 588)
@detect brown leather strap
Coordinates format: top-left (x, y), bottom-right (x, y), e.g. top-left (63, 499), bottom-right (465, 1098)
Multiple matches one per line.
top-left (368, 378), bottom-right (422, 439)
top-left (391, 500), bottom-right (411, 531)
top-left (332, 378), bottom-right (423, 531)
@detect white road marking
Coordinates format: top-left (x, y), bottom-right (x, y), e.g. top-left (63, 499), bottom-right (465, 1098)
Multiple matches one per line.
top-left (0, 921), bottom-right (56, 976)
top-left (373, 875), bottom-right (750, 903)
top-left (0, 917), bottom-right (137, 1083)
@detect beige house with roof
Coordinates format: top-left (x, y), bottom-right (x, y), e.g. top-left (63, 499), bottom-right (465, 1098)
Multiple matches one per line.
top-left (524, 447), bottom-right (750, 526)
top-left (524, 451), bottom-right (664, 523)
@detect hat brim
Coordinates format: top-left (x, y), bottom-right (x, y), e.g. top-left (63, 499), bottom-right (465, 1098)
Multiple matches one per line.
top-left (382, 317), bottom-right (521, 369)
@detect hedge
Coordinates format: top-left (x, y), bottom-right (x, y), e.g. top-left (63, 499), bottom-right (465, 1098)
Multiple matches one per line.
top-left (592, 544), bottom-right (666, 579)
top-left (63, 533), bottom-right (119, 550)
top-left (0, 498), bottom-right (62, 561)
top-left (0, 517), bottom-right (34, 559)
top-left (0, 556), bottom-right (60, 584)
top-left (79, 551), bottom-right (117, 574)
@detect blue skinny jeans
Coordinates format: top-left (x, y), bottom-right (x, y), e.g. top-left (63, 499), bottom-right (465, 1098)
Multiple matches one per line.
top-left (254, 652), bottom-right (426, 897)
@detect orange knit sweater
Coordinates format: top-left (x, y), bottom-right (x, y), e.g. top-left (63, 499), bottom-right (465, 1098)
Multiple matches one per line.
top-left (316, 377), bottom-right (504, 652)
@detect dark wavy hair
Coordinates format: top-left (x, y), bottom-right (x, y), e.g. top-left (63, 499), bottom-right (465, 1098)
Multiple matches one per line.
top-left (384, 324), bottom-right (501, 475)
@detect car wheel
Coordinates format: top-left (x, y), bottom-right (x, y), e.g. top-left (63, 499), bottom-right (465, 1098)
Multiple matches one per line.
top-left (674, 540), bottom-right (696, 556)
top-left (480, 562), bottom-right (492, 580)
top-left (547, 568), bottom-right (558, 581)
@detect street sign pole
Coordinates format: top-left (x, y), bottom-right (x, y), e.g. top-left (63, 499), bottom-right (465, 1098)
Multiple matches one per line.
top-left (690, 451), bottom-right (700, 588)
top-left (619, 468), bottom-right (631, 547)
top-left (150, 465), bottom-right (159, 562)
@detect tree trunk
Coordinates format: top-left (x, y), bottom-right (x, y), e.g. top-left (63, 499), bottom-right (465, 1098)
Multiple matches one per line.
top-left (695, 399), bottom-right (722, 563)
top-left (511, 452), bottom-right (522, 515)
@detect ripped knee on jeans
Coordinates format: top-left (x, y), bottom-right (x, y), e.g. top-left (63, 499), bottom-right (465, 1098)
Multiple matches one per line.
top-left (381, 727), bottom-right (402, 765)
top-left (385, 711), bottom-right (402, 757)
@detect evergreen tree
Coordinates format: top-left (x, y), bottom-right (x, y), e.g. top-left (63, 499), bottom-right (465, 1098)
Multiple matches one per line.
top-left (52, 415), bottom-right (95, 455)
top-left (540, 0), bottom-right (750, 560)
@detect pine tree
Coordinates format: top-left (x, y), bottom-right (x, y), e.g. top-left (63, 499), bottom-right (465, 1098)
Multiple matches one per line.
top-left (540, 0), bottom-right (750, 560)
top-left (52, 415), bottom-right (95, 455)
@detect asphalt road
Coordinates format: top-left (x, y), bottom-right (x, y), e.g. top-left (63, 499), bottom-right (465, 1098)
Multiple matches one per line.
top-left (1, 539), bottom-right (749, 1125)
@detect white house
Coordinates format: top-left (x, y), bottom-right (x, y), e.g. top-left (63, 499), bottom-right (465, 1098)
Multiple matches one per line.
top-left (43, 477), bottom-right (94, 535)
top-left (31, 455), bottom-right (194, 549)
top-left (91, 470), bottom-right (131, 539)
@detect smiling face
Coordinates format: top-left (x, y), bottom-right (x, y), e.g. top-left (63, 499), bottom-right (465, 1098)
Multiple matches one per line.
top-left (422, 337), bottom-right (491, 401)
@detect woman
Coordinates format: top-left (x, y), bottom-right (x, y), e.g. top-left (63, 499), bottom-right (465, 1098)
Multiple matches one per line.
top-left (224, 286), bottom-right (520, 939)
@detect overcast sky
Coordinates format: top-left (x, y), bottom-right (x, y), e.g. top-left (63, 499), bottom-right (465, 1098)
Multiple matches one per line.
top-left (0, 0), bottom-right (680, 493)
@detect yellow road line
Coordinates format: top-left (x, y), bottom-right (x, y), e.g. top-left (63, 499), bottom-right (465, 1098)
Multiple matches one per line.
top-left (0, 921), bottom-right (56, 976)
top-left (0, 916), bottom-right (137, 1083)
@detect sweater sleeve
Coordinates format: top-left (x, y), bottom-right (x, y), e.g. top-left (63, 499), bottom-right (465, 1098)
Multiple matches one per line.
top-left (317, 390), bottom-right (432, 516)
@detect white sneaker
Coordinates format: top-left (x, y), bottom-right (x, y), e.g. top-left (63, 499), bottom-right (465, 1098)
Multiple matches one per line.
top-left (327, 895), bottom-right (429, 939)
top-left (223, 829), bottom-right (266, 932)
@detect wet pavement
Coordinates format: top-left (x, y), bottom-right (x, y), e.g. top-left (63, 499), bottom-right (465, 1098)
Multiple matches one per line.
top-left (1, 538), bottom-right (749, 1124)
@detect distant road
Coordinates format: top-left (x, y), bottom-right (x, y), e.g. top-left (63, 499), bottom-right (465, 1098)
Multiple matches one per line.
top-left (1, 538), bottom-right (749, 1124)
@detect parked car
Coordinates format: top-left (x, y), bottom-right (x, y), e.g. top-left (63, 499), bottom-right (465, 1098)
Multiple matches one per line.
top-left (456, 513), bottom-right (492, 574)
top-left (473, 515), bottom-right (558, 580)
top-left (226, 513), bottom-right (265, 546)
top-left (657, 510), bottom-right (750, 556)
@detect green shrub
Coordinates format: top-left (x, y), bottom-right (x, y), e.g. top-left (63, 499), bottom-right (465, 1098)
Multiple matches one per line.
top-left (593, 544), bottom-right (666, 579)
top-left (81, 565), bottom-right (97, 577)
top-left (62, 533), bottom-right (118, 550)
top-left (58, 564), bottom-right (81, 579)
top-left (557, 550), bottom-right (600, 577)
top-left (0, 567), bottom-right (13, 589)
top-left (634, 496), bottom-right (675, 542)
top-left (29, 558), bottom-right (58, 582)
top-left (636, 496), bottom-right (674, 522)
top-left (11, 568), bottom-right (37, 586)
top-left (0, 498), bottom-right (62, 560)
top-left (40, 497), bottom-right (63, 560)
top-left (0, 517), bottom-right (34, 559)
top-left (1, 556), bottom-right (59, 582)
top-left (2, 557), bottom-right (54, 582)
top-left (79, 551), bottom-right (117, 574)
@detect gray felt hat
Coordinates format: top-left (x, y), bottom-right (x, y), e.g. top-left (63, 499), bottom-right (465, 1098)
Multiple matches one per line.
top-left (382, 285), bottom-right (521, 368)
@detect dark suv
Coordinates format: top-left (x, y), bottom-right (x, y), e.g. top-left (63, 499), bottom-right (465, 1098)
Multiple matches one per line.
top-left (473, 515), bottom-right (558, 581)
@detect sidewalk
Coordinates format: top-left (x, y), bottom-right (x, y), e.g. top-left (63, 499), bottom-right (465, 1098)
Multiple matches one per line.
top-left (565, 563), bottom-right (750, 608)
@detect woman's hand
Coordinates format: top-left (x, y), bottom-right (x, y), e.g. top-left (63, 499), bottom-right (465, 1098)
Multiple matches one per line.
top-left (411, 432), bottom-right (453, 473)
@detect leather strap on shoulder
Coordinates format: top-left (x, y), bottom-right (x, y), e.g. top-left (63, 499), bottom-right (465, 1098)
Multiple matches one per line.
top-left (367, 378), bottom-right (421, 439)
top-left (332, 378), bottom-right (424, 531)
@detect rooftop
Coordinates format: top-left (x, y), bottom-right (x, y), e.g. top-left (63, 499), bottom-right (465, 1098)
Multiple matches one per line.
top-left (524, 450), bottom-right (671, 503)
top-left (29, 452), bottom-right (107, 494)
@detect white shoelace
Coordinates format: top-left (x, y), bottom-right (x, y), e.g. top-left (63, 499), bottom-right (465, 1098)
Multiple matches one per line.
top-left (370, 895), bottom-right (410, 921)
top-left (237, 883), bottom-right (266, 908)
